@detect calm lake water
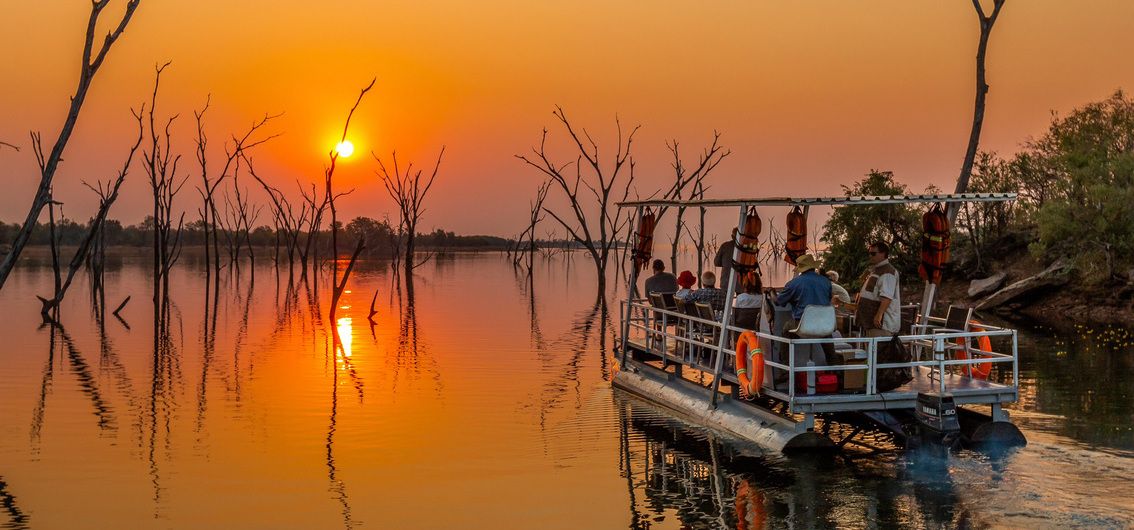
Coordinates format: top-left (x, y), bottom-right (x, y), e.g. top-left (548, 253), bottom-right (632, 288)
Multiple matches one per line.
top-left (0, 251), bottom-right (1131, 529)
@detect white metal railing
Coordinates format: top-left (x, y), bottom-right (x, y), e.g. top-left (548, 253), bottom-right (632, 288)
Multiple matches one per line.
top-left (622, 299), bottom-right (1019, 407)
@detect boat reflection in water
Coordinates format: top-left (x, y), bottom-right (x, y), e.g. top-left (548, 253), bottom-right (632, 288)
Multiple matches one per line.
top-left (616, 392), bottom-right (986, 529)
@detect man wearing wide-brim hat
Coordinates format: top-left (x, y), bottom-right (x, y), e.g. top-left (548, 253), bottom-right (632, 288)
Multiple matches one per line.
top-left (774, 253), bottom-right (838, 371)
top-left (775, 253), bottom-right (834, 331)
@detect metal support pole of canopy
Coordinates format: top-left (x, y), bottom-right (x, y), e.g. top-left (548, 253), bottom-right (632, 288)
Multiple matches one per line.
top-left (619, 206), bottom-right (643, 366)
top-left (917, 281), bottom-right (937, 361)
top-left (709, 205), bottom-right (746, 408)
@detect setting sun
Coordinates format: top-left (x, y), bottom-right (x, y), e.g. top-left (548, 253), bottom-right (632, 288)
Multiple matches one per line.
top-left (335, 140), bottom-right (355, 158)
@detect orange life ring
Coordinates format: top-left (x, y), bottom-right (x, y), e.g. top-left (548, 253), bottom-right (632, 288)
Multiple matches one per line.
top-left (735, 331), bottom-right (764, 397)
top-left (956, 319), bottom-right (992, 379)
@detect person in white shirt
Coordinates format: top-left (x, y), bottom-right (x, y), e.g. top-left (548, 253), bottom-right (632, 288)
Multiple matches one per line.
top-left (733, 272), bottom-right (764, 309)
top-left (857, 241), bottom-right (901, 336)
top-left (826, 270), bottom-right (852, 307)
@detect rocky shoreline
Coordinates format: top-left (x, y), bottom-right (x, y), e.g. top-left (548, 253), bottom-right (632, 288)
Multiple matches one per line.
top-left (933, 254), bottom-right (1134, 329)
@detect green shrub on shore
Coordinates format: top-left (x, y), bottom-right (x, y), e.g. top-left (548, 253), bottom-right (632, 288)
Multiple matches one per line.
top-left (961, 90), bottom-right (1134, 282)
top-left (820, 170), bottom-right (925, 290)
top-left (827, 90), bottom-right (1134, 287)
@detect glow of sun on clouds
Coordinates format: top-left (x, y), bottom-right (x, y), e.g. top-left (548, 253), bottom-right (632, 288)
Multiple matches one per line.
top-left (335, 140), bottom-right (355, 158)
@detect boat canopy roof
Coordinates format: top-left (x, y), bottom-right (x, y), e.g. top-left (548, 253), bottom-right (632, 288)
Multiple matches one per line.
top-left (617, 192), bottom-right (1017, 209)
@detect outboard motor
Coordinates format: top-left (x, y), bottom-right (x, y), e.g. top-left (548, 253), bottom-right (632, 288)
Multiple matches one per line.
top-left (911, 392), bottom-right (961, 450)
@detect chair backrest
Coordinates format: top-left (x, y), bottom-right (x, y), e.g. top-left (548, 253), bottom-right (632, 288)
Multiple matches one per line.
top-left (648, 293), bottom-right (665, 308)
top-left (793, 305), bottom-right (837, 338)
top-left (900, 303), bottom-right (920, 335)
top-left (694, 302), bottom-right (716, 321)
top-left (661, 292), bottom-right (677, 310)
top-left (943, 305), bottom-right (974, 332)
top-left (732, 307), bottom-right (762, 330)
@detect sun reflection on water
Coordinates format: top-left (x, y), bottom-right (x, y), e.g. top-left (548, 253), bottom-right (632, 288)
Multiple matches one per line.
top-left (337, 317), bottom-right (353, 359)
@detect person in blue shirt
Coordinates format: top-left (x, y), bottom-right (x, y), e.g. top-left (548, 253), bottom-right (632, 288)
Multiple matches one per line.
top-left (775, 253), bottom-right (832, 323)
top-left (775, 253), bottom-right (837, 366)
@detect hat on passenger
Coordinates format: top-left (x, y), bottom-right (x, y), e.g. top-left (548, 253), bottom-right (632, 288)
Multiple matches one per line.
top-left (677, 270), bottom-right (696, 288)
top-left (794, 253), bottom-right (819, 274)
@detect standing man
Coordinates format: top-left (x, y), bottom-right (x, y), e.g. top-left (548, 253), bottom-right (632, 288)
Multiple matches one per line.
top-left (858, 241), bottom-right (901, 336)
top-left (644, 259), bottom-right (679, 294)
top-left (714, 228), bottom-right (737, 287)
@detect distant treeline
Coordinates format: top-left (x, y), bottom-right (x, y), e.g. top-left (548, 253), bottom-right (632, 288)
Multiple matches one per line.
top-left (0, 215), bottom-right (511, 255)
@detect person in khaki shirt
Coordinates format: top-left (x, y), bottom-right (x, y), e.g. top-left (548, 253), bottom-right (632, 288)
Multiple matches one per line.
top-left (857, 241), bottom-right (901, 337)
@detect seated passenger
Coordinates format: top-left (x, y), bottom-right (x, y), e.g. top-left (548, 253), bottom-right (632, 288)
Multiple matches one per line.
top-left (732, 272), bottom-right (764, 330)
top-left (734, 271), bottom-right (764, 309)
top-left (643, 259), bottom-right (678, 294)
top-left (826, 270), bottom-right (852, 307)
top-left (775, 254), bottom-right (832, 329)
top-left (688, 271), bottom-right (726, 312)
top-left (674, 270), bottom-right (697, 301)
top-left (776, 254), bottom-right (837, 364)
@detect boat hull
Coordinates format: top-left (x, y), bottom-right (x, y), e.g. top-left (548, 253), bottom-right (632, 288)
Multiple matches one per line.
top-left (612, 360), bottom-right (834, 453)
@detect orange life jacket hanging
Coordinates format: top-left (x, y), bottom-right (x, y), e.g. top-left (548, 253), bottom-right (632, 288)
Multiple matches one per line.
top-left (784, 206), bottom-right (807, 265)
top-left (631, 208), bottom-right (656, 272)
top-left (918, 202), bottom-right (951, 284)
top-left (731, 207), bottom-right (762, 285)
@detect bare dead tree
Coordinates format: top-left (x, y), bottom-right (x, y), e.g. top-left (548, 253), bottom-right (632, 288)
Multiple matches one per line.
top-left (194, 97), bottom-right (280, 279)
top-left (950, 0), bottom-right (1007, 223)
top-left (679, 178), bottom-right (712, 279)
top-left (245, 155), bottom-right (308, 276)
top-left (516, 107), bottom-right (638, 295)
top-left (660, 133), bottom-right (729, 273)
top-left (142, 62), bottom-right (188, 310)
top-left (298, 182), bottom-right (329, 279)
top-left (228, 159), bottom-right (262, 271)
top-left (37, 109), bottom-right (144, 320)
top-left (515, 181), bottom-right (551, 274)
top-left (0, 0), bottom-right (142, 291)
top-left (374, 146), bottom-right (446, 280)
top-left (326, 79), bottom-right (375, 320)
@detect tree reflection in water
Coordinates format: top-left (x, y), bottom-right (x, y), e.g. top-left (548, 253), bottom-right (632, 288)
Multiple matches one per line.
top-left (384, 276), bottom-right (440, 396)
top-left (0, 475), bottom-right (30, 530)
top-left (615, 394), bottom-right (978, 529)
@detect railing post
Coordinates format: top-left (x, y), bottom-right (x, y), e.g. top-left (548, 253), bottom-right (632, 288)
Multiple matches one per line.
top-left (619, 206), bottom-right (643, 366)
top-left (788, 342), bottom-right (796, 400)
top-left (1012, 329), bottom-right (1019, 392)
top-left (867, 337), bottom-right (876, 395)
top-left (709, 205), bottom-right (747, 407)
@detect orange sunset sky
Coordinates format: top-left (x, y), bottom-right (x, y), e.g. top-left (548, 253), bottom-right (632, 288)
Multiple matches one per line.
top-left (2, 1), bottom-right (1133, 236)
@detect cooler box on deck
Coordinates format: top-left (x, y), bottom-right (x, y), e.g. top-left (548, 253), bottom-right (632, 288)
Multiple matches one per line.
top-left (836, 349), bottom-right (868, 392)
top-left (795, 371), bottom-right (839, 394)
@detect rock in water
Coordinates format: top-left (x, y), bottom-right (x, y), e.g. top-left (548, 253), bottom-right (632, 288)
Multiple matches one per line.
top-left (968, 272), bottom-right (1007, 299)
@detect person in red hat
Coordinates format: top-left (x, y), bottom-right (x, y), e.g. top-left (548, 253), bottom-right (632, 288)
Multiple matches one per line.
top-left (674, 270), bottom-right (697, 301)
